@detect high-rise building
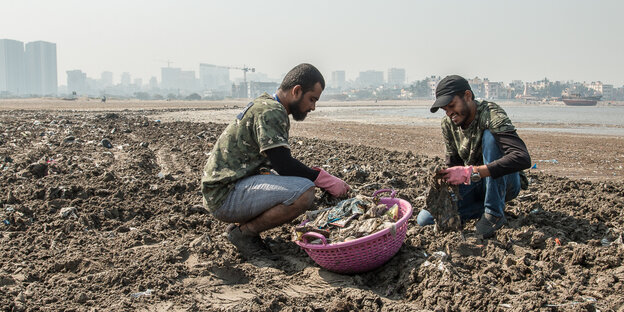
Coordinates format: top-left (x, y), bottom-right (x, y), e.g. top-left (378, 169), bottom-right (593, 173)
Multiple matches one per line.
top-left (161, 67), bottom-right (198, 92)
top-left (149, 76), bottom-right (158, 90)
top-left (100, 71), bottom-right (113, 88)
top-left (133, 78), bottom-right (143, 88)
top-left (249, 81), bottom-right (279, 98)
top-left (121, 72), bottom-right (131, 86)
top-left (331, 70), bottom-right (346, 89)
top-left (25, 41), bottom-right (57, 95)
top-left (179, 70), bottom-right (198, 91)
top-left (357, 70), bottom-right (384, 87)
top-left (387, 68), bottom-right (406, 86)
top-left (66, 70), bottom-right (87, 95)
top-left (199, 64), bottom-right (230, 92)
top-left (161, 67), bottom-right (181, 90)
top-left (0, 39), bottom-right (26, 96)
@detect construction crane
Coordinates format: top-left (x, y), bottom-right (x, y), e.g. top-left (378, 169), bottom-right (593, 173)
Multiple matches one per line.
top-left (155, 59), bottom-right (175, 67)
top-left (225, 65), bottom-right (255, 84)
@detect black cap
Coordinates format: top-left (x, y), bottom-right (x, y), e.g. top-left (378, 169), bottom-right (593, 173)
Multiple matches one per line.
top-left (430, 75), bottom-right (472, 113)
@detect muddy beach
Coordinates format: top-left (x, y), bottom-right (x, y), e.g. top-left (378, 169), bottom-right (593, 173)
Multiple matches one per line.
top-left (1, 102), bottom-right (623, 311)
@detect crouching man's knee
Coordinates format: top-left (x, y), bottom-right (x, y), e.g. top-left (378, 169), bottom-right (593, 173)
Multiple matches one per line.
top-left (292, 187), bottom-right (316, 216)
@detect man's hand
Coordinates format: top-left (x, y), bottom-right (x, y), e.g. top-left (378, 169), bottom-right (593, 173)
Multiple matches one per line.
top-left (440, 166), bottom-right (473, 185)
top-left (312, 167), bottom-right (350, 197)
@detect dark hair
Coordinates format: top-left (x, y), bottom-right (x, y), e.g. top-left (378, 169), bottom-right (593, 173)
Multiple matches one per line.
top-left (279, 63), bottom-right (325, 94)
top-left (453, 89), bottom-right (475, 101)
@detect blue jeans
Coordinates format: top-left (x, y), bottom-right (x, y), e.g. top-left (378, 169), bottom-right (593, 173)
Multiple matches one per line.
top-left (417, 130), bottom-right (521, 226)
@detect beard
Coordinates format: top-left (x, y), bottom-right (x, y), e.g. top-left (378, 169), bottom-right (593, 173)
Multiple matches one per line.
top-left (289, 96), bottom-right (308, 121)
top-left (452, 97), bottom-right (472, 128)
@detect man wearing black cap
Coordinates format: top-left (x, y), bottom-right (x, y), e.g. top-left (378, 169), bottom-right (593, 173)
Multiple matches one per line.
top-left (418, 75), bottom-right (531, 238)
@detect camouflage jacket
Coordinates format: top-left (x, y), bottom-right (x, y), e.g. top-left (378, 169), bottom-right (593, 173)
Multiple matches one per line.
top-left (442, 100), bottom-right (516, 167)
top-left (201, 93), bottom-right (290, 212)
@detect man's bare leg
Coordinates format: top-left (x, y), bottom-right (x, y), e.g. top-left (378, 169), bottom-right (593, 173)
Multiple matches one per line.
top-left (227, 187), bottom-right (315, 255)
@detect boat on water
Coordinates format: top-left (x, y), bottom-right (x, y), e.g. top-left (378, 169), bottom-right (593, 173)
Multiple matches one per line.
top-left (561, 94), bottom-right (602, 106)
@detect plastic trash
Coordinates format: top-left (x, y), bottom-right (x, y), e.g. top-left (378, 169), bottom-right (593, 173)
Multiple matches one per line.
top-left (538, 159), bottom-right (558, 164)
top-left (59, 207), bottom-right (77, 218)
top-left (2, 220), bottom-right (9, 225)
top-left (131, 289), bottom-right (153, 298)
top-left (101, 139), bottom-right (113, 149)
top-left (531, 163), bottom-right (537, 169)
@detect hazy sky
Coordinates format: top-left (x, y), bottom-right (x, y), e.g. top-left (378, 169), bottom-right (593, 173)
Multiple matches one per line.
top-left (3, 0), bottom-right (623, 86)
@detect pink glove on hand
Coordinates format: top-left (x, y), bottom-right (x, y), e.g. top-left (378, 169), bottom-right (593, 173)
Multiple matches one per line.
top-left (312, 167), bottom-right (350, 197)
top-left (440, 166), bottom-right (473, 185)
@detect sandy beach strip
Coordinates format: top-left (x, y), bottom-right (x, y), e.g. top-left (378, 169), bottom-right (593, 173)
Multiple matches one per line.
top-left (2, 98), bottom-right (623, 181)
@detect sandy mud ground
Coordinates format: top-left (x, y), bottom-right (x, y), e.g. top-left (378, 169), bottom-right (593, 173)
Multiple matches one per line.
top-left (1, 101), bottom-right (623, 311)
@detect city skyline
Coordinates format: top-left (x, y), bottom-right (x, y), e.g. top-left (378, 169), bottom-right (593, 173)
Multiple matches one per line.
top-left (2, 0), bottom-right (623, 87)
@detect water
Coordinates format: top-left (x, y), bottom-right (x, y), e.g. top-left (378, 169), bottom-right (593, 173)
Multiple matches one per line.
top-left (317, 104), bottom-right (624, 136)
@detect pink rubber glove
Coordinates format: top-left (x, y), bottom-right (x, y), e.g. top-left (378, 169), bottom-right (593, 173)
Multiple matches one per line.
top-left (312, 167), bottom-right (350, 197)
top-left (440, 166), bottom-right (473, 185)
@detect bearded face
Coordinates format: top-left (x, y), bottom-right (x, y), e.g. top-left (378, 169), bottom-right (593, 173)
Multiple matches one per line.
top-left (289, 94), bottom-right (308, 121)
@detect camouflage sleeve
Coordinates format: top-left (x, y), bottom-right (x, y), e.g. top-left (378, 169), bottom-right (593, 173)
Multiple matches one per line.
top-left (256, 108), bottom-right (290, 152)
top-left (487, 103), bottom-right (516, 133)
top-left (441, 119), bottom-right (462, 166)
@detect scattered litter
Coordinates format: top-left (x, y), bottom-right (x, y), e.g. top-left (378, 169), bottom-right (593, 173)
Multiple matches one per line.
top-left (531, 163), bottom-right (537, 169)
top-left (600, 228), bottom-right (624, 246)
top-left (101, 139), bottom-right (113, 149)
top-left (555, 238), bottom-right (562, 246)
top-left (325, 156), bottom-right (339, 164)
top-left (499, 303), bottom-right (512, 308)
top-left (2, 220), bottom-right (9, 226)
top-left (59, 207), bottom-right (78, 218)
top-left (518, 194), bottom-right (535, 202)
top-left (431, 251), bottom-right (449, 261)
top-left (131, 289), bottom-right (153, 298)
top-left (545, 296), bottom-right (596, 308)
top-left (538, 159), bottom-right (558, 164)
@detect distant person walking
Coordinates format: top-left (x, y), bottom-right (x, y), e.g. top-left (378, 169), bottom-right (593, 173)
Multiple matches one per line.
top-left (418, 75), bottom-right (531, 238)
top-left (201, 63), bottom-right (350, 256)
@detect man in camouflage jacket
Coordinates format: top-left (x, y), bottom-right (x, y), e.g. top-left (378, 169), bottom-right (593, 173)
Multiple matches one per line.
top-left (418, 75), bottom-right (531, 238)
top-left (201, 64), bottom-right (350, 255)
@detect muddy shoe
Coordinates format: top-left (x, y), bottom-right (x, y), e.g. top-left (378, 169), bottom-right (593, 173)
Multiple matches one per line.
top-left (475, 213), bottom-right (507, 238)
top-left (226, 226), bottom-right (271, 257)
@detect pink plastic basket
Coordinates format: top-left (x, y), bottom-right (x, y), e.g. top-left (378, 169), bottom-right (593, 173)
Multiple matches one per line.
top-left (295, 189), bottom-right (413, 274)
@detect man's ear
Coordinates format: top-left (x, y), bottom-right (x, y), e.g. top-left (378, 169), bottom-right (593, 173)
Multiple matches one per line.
top-left (291, 85), bottom-right (303, 98)
top-left (465, 90), bottom-right (473, 102)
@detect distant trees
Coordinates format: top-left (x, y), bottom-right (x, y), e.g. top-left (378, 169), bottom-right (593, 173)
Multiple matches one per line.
top-left (185, 93), bottom-right (202, 100)
top-left (409, 79), bottom-right (431, 98)
top-left (134, 92), bottom-right (151, 100)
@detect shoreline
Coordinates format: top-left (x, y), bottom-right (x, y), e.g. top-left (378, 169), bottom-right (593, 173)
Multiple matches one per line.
top-left (2, 99), bottom-right (623, 182)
